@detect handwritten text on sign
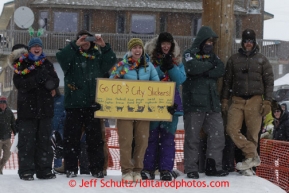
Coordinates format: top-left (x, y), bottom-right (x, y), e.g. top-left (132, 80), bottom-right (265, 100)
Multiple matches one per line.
top-left (94, 78), bottom-right (175, 121)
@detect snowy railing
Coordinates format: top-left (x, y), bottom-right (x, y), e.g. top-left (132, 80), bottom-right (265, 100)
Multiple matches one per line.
top-left (0, 29), bottom-right (286, 59)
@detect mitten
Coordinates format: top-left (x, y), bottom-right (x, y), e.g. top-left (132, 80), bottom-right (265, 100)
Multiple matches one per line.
top-left (221, 99), bottom-right (229, 116)
top-left (260, 100), bottom-right (271, 117)
top-left (91, 102), bottom-right (101, 111)
top-left (167, 103), bottom-right (178, 115)
top-left (160, 54), bottom-right (174, 72)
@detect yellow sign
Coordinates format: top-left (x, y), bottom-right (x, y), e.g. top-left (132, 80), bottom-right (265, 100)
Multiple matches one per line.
top-left (94, 78), bottom-right (175, 121)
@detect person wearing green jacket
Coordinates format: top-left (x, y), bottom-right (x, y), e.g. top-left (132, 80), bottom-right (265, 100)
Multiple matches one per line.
top-left (182, 26), bottom-right (228, 179)
top-left (56, 30), bottom-right (116, 178)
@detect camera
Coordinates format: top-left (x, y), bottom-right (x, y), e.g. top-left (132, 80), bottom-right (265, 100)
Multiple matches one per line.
top-left (85, 36), bottom-right (96, 42)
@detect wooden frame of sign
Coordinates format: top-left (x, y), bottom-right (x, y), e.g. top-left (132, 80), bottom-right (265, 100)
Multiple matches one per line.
top-left (94, 78), bottom-right (175, 121)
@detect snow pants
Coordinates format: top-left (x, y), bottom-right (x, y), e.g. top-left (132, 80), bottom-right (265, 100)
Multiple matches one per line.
top-left (17, 118), bottom-right (53, 178)
top-left (184, 112), bottom-right (225, 173)
top-left (143, 115), bottom-right (179, 172)
top-left (63, 108), bottom-right (104, 173)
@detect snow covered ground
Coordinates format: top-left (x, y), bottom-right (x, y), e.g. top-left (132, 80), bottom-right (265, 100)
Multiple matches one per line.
top-left (1, 169), bottom-right (286, 193)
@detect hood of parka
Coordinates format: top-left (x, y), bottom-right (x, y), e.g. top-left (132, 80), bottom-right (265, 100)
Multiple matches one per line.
top-left (190, 26), bottom-right (218, 54)
top-left (7, 48), bottom-right (29, 70)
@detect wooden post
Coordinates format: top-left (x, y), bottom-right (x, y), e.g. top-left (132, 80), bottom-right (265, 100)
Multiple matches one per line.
top-left (202, 0), bottom-right (235, 93)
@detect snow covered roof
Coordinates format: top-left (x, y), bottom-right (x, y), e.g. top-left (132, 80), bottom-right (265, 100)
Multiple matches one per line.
top-left (274, 73), bottom-right (289, 87)
top-left (31, 0), bottom-right (246, 13)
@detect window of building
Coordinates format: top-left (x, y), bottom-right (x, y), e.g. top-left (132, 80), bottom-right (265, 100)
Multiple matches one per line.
top-left (117, 15), bottom-right (125, 33)
top-left (53, 12), bottom-right (78, 32)
top-left (192, 18), bottom-right (202, 36)
top-left (131, 14), bottom-right (156, 34)
top-left (39, 11), bottom-right (48, 30)
top-left (160, 16), bottom-right (166, 33)
top-left (83, 13), bottom-right (91, 31)
top-left (236, 17), bottom-right (241, 38)
top-left (279, 64), bottom-right (283, 75)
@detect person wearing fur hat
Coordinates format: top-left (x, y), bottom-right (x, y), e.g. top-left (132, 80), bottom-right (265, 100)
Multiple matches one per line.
top-left (271, 101), bottom-right (289, 141)
top-left (110, 38), bottom-right (159, 182)
top-left (0, 96), bottom-right (16, 175)
top-left (221, 29), bottom-right (274, 173)
top-left (182, 26), bottom-right (228, 179)
top-left (11, 39), bottom-right (60, 181)
top-left (141, 32), bottom-right (186, 181)
top-left (56, 29), bottom-right (116, 178)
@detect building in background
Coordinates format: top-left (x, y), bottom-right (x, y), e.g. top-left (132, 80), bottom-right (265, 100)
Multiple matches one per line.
top-left (1, 0), bottom-right (286, 109)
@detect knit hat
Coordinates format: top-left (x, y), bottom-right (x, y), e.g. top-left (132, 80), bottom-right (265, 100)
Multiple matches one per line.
top-left (241, 29), bottom-right (256, 49)
top-left (28, 37), bottom-right (43, 49)
top-left (0, 96), bottom-right (7, 104)
top-left (76, 29), bottom-right (93, 40)
top-left (128, 38), bottom-right (144, 51)
top-left (242, 29), bottom-right (256, 42)
top-left (158, 32), bottom-right (174, 44)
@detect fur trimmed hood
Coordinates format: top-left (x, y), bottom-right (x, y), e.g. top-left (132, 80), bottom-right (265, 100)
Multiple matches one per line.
top-left (7, 48), bottom-right (28, 70)
top-left (144, 36), bottom-right (182, 64)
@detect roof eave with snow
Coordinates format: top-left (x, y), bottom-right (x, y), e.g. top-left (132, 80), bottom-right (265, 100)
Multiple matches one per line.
top-left (31, 0), bottom-right (247, 14)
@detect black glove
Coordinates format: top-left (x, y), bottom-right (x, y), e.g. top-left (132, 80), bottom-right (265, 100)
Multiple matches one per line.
top-left (91, 102), bottom-right (101, 111)
top-left (35, 67), bottom-right (49, 84)
top-left (167, 103), bottom-right (178, 115)
top-left (160, 54), bottom-right (174, 72)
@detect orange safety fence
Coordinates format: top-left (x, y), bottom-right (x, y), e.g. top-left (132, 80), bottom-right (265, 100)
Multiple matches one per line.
top-left (4, 130), bottom-right (289, 192)
top-left (256, 139), bottom-right (289, 193)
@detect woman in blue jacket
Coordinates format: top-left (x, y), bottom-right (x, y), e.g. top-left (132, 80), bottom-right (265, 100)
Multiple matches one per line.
top-left (110, 38), bottom-right (159, 182)
top-left (141, 32), bottom-right (186, 181)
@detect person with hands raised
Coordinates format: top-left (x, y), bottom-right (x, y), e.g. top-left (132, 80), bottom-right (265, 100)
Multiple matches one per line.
top-left (76, 33), bottom-right (105, 48)
top-left (56, 30), bottom-right (116, 179)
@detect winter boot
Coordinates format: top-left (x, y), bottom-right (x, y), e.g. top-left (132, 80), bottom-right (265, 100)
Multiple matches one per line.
top-left (37, 172), bottom-right (56, 179)
top-left (66, 170), bottom-right (77, 178)
top-left (133, 172), bottom-right (142, 182)
top-left (160, 170), bottom-right (173, 181)
top-left (205, 158), bottom-right (229, 177)
top-left (141, 170), bottom-right (155, 180)
top-left (54, 162), bottom-right (65, 174)
top-left (236, 156), bottom-right (261, 171)
top-left (122, 172), bottom-right (133, 182)
top-left (239, 168), bottom-right (256, 176)
top-left (20, 174), bottom-right (34, 181)
top-left (187, 171), bottom-right (199, 179)
top-left (92, 170), bottom-right (104, 178)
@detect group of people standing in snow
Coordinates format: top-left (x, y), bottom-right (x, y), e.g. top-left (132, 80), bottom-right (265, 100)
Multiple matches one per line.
top-left (4, 25), bottom-right (288, 182)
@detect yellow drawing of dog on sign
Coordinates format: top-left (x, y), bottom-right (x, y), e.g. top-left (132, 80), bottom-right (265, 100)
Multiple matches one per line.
top-left (94, 78), bottom-right (175, 121)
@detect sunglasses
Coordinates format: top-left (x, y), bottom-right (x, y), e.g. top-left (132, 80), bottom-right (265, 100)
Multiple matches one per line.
top-left (274, 110), bottom-right (281, 113)
top-left (243, 39), bottom-right (255, 44)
